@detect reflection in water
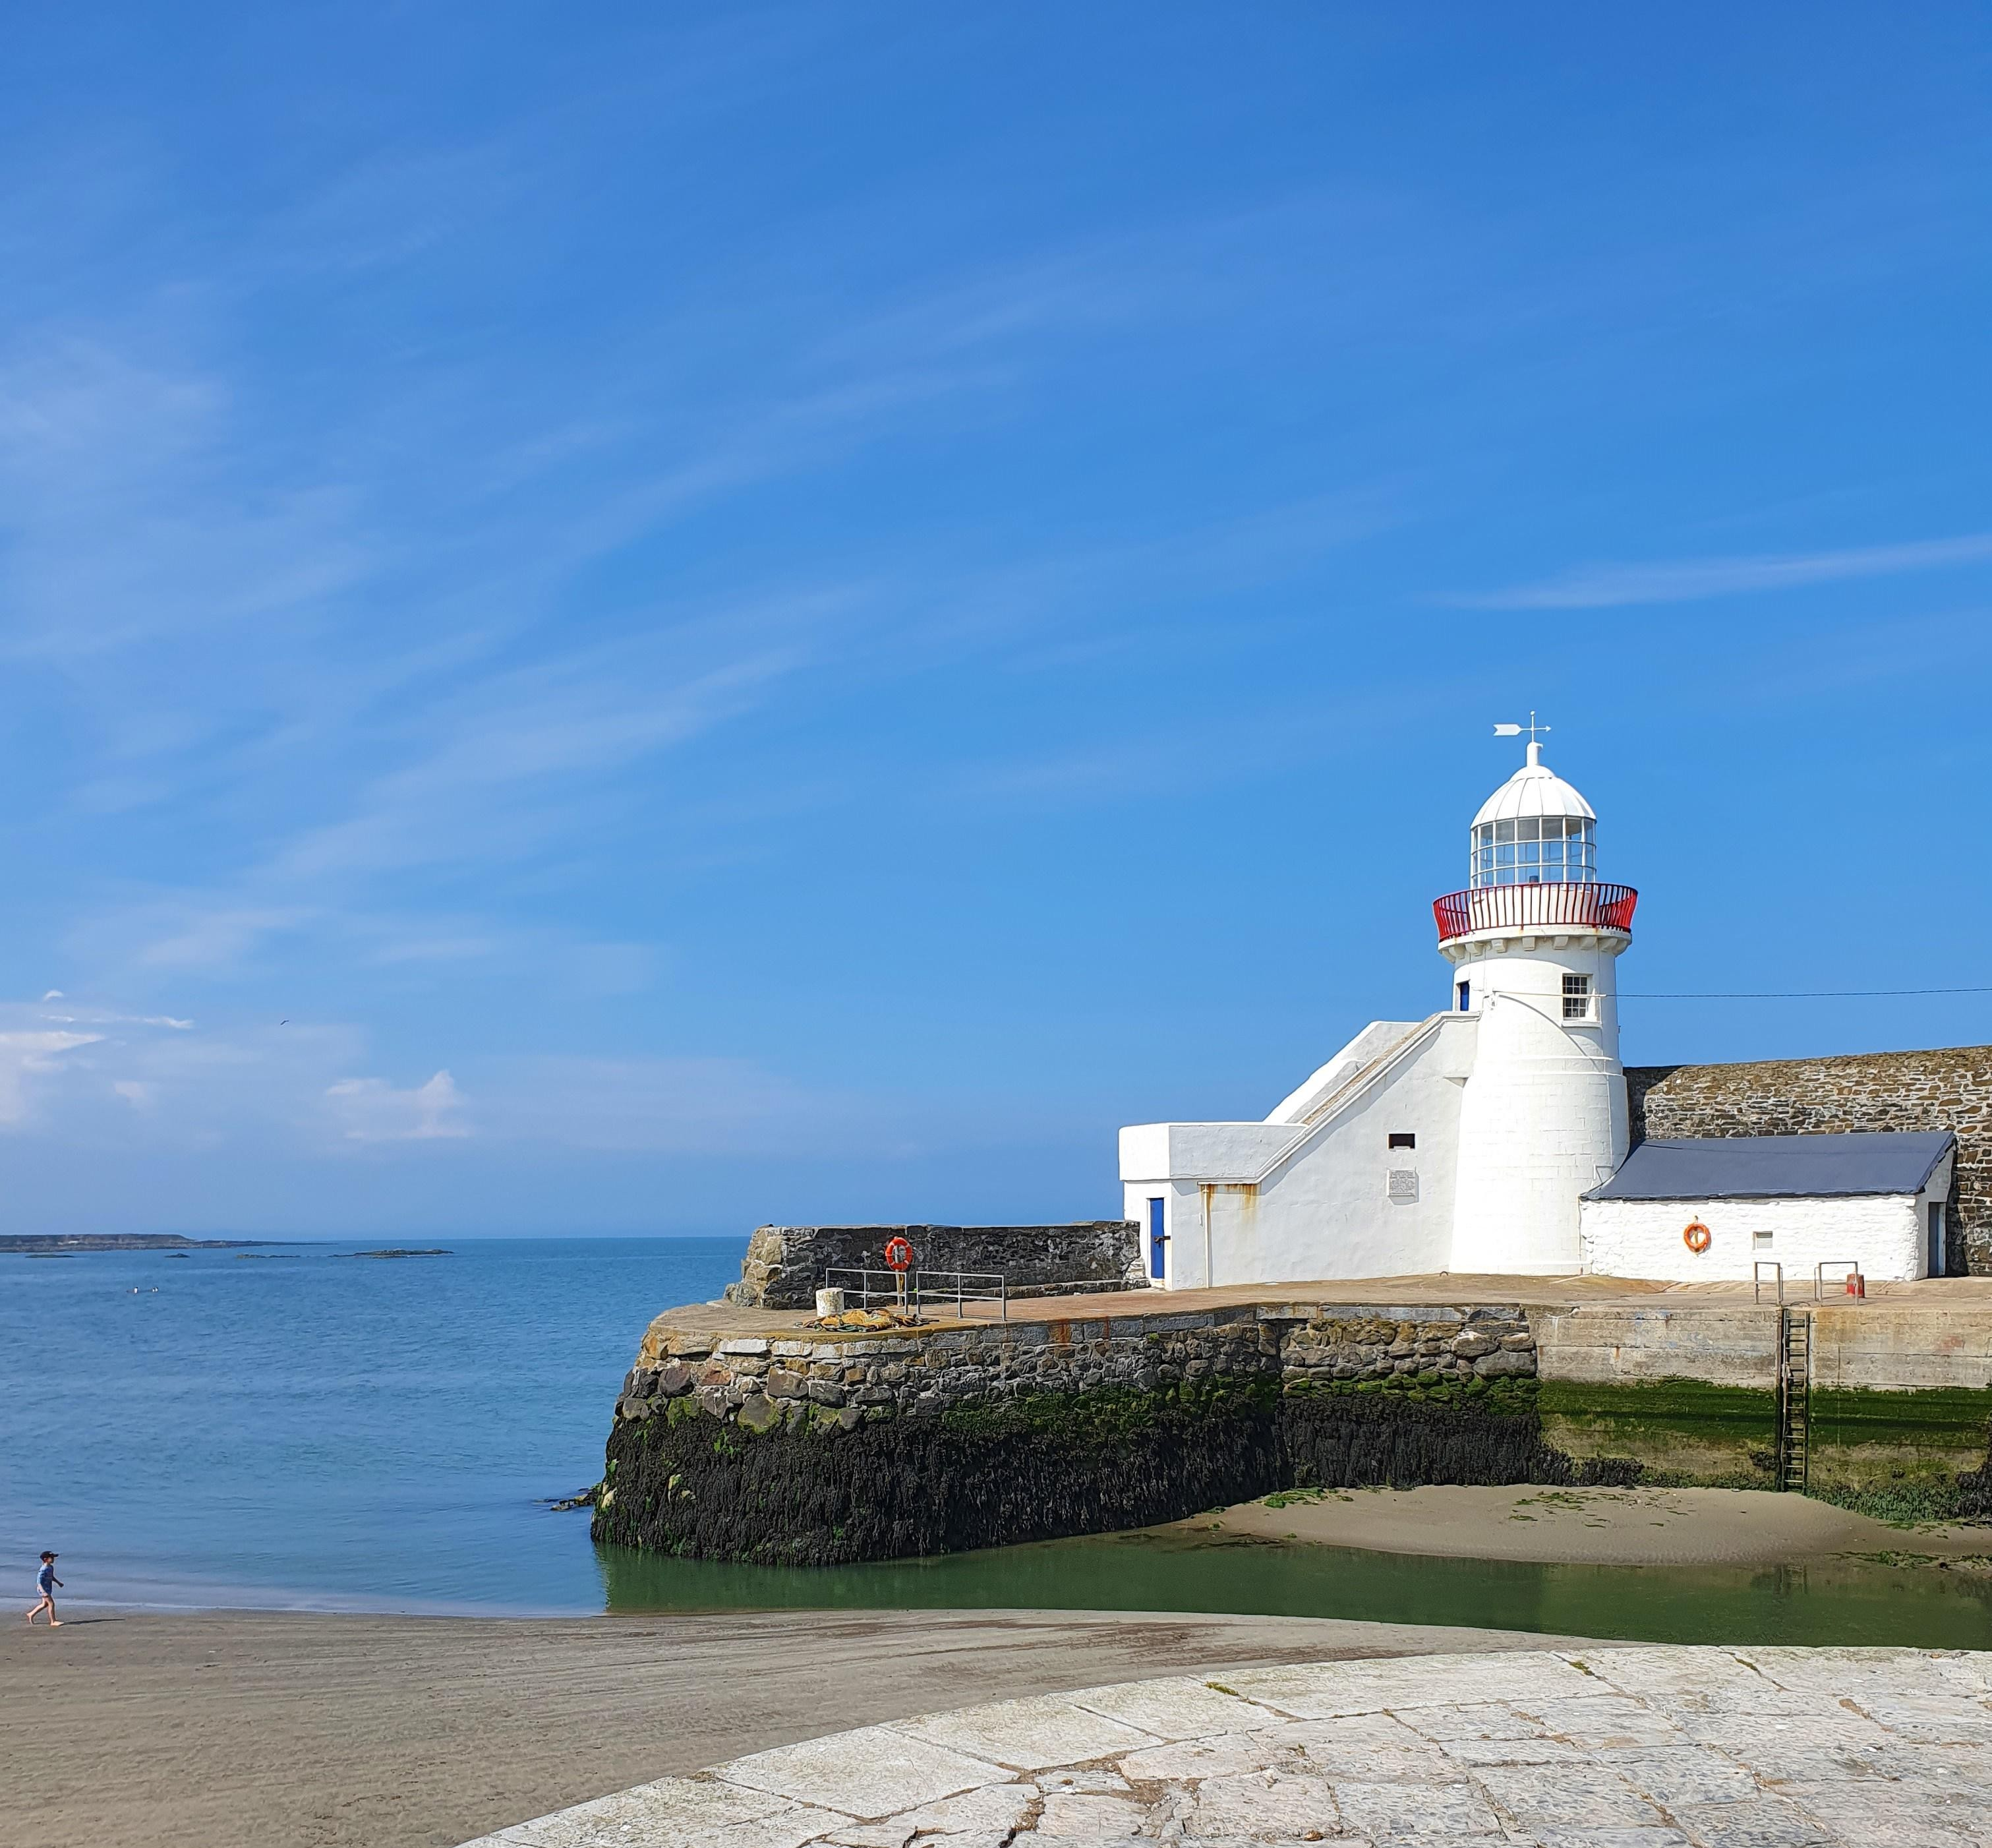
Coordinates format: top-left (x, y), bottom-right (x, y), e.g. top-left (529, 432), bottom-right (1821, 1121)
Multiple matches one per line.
top-left (598, 1527), bottom-right (1992, 1649)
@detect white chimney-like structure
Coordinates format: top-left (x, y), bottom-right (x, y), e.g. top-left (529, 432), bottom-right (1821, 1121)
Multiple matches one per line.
top-left (1438, 740), bottom-right (1636, 1274)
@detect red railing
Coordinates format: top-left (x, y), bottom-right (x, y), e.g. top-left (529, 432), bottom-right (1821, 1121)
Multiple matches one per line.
top-left (1432, 881), bottom-right (1637, 943)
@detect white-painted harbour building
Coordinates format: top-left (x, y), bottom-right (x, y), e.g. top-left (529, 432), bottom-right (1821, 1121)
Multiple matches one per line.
top-left (1119, 736), bottom-right (1954, 1287)
top-left (1581, 1132), bottom-right (1953, 1286)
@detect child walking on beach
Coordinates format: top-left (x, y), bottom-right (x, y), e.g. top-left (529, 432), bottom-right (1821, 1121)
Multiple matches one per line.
top-left (25, 1552), bottom-right (61, 1626)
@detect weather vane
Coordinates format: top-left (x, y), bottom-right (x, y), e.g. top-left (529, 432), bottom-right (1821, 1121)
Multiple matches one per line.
top-left (1493, 711), bottom-right (1549, 746)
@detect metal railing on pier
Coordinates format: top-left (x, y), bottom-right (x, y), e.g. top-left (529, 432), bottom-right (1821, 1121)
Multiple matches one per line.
top-left (821, 1267), bottom-right (1009, 1321)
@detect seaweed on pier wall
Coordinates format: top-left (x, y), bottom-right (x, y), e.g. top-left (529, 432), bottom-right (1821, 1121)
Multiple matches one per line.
top-left (592, 1383), bottom-right (1283, 1566)
top-left (591, 1375), bottom-right (1643, 1566)
top-left (1279, 1377), bottom-right (1639, 1489)
top-left (1537, 1376), bottom-right (1780, 1488)
top-left (593, 1326), bottom-right (1992, 1568)
top-left (1807, 1385), bottom-right (1992, 1522)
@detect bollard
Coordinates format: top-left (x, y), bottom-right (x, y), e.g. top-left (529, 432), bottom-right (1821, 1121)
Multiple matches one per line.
top-left (1844, 1272), bottom-right (1866, 1299)
top-left (816, 1287), bottom-right (845, 1317)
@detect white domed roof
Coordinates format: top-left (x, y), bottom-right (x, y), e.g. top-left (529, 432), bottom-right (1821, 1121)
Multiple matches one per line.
top-left (1471, 742), bottom-right (1597, 828)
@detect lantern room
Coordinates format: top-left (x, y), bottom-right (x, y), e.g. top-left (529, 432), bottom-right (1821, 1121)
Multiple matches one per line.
top-left (1469, 740), bottom-right (1598, 887)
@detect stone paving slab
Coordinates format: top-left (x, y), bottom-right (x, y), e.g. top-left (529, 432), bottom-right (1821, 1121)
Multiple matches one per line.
top-left (650, 1272), bottom-right (1992, 1344)
top-left (457, 1647), bottom-right (1992, 1848)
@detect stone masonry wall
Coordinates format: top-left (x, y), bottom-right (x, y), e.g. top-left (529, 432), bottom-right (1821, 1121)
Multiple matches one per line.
top-left (595, 1301), bottom-right (1555, 1563)
top-left (722, 1222), bottom-right (1145, 1311)
top-left (594, 1294), bottom-right (1992, 1560)
top-left (616, 1311), bottom-right (1277, 1433)
top-left (1628, 1046), bottom-right (1992, 1276)
top-left (614, 1302), bottom-right (1540, 1435)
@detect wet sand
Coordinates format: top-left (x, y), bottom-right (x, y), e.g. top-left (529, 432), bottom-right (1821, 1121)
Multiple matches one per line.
top-left (0, 1606), bottom-right (1607, 1848)
top-left (1197, 1482), bottom-right (1992, 1566)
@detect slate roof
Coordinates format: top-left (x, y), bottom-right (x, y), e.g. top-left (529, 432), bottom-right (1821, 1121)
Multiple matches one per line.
top-left (1585, 1131), bottom-right (1955, 1202)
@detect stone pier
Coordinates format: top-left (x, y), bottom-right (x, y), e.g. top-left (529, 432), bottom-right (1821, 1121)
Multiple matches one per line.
top-left (591, 1273), bottom-right (1992, 1564)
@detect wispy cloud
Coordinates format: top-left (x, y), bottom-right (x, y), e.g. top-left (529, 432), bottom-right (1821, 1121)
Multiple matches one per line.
top-left (135, 908), bottom-right (317, 970)
top-left (325, 1069), bottom-right (469, 1143)
top-left (1451, 533), bottom-right (1992, 610)
top-left (0, 1029), bottom-right (104, 1124)
top-left (0, 996), bottom-right (907, 1164)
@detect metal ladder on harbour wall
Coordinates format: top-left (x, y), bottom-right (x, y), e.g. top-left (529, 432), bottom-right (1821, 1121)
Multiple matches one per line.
top-left (1777, 1308), bottom-right (1811, 1494)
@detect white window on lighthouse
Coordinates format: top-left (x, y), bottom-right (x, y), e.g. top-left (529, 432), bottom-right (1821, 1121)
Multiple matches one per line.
top-left (1562, 974), bottom-right (1593, 1021)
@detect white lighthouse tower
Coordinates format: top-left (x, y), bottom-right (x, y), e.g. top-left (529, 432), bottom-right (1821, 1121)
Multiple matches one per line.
top-left (1440, 727), bottom-right (1637, 1274)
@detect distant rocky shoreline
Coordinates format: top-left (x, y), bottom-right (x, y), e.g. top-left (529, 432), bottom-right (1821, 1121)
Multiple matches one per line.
top-left (0, 1233), bottom-right (267, 1253)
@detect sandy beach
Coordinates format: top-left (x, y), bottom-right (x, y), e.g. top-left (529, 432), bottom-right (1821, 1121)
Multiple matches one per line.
top-left (1195, 1482), bottom-right (1991, 1566)
top-left (0, 1605), bottom-right (1606, 1848)
top-left (7, 1489), bottom-right (1983, 1847)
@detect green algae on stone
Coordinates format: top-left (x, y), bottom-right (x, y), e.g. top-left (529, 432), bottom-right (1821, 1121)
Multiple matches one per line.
top-left (1538, 1375), bottom-right (1778, 1486)
top-left (1807, 1384), bottom-right (1992, 1522)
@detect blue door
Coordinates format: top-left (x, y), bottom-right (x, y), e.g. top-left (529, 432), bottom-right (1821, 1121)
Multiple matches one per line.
top-left (1148, 1197), bottom-right (1167, 1280)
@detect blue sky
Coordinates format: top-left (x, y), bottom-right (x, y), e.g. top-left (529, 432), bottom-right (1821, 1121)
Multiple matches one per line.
top-left (4, 7), bottom-right (1991, 1236)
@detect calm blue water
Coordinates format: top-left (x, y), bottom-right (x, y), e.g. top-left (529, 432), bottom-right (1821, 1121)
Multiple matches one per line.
top-left (0, 1237), bottom-right (742, 1613)
top-left (7, 1237), bottom-right (1988, 1644)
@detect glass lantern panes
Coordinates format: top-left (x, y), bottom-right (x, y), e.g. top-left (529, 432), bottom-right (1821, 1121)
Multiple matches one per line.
top-left (1470, 816), bottom-right (1595, 888)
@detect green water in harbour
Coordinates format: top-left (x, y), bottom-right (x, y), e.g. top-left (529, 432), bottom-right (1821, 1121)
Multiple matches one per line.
top-left (599, 1528), bottom-right (1992, 1649)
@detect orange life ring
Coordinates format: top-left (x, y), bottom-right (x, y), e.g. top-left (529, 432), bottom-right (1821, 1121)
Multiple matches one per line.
top-left (1683, 1221), bottom-right (1711, 1253)
top-left (883, 1236), bottom-right (914, 1272)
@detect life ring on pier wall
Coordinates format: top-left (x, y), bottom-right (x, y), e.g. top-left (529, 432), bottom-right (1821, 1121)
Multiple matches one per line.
top-left (1683, 1221), bottom-right (1712, 1254)
top-left (883, 1236), bottom-right (914, 1272)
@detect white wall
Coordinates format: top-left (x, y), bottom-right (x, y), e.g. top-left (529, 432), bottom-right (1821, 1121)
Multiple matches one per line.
top-left (1449, 938), bottom-right (1627, 1274)
top-left (1579, 1164), bottom-right (1951, 1284)
top-left (1264, 1021), bottom-right (1424, 1125)
top-left (1121, 1013), bottom-right (1474, 1287)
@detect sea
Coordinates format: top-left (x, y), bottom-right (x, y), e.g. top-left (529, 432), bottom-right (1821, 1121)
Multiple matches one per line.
top-left (0, 1236), bottom-right (743, 1615)
top-left (7, 1234), bottom-right (1992, 1646)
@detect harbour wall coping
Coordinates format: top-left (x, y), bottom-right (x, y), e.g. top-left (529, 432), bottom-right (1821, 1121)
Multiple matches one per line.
top-left (639, 1294), bottom-right (1992, 1397)
top-left (1535, 1306), bottom-right (1782, 1389)
top-left (1810, 1303), bottom-right (1992, 1392)
top-left (1536, 1301), bottom-right (1992, 1393)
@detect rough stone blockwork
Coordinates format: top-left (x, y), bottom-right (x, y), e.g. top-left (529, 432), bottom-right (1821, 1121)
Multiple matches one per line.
top-left (1629, 1046), bottom-right (1992, 1275)
top-left (593, 1306), bottom-right (1583, 1565)
top-left (722, 1221), bottom-right (1146, 1310)
top-left (594, 1294), bottom-right (1992, 1562)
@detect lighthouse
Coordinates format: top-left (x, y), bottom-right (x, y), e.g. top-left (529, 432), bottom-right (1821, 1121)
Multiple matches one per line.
top-left (1118, 727), bottom-right (1962, 1288)
top-left (1120, 725), bottom-right (1639, 1287)
top-left (1438, 730), bottom-right (1637, 1273)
